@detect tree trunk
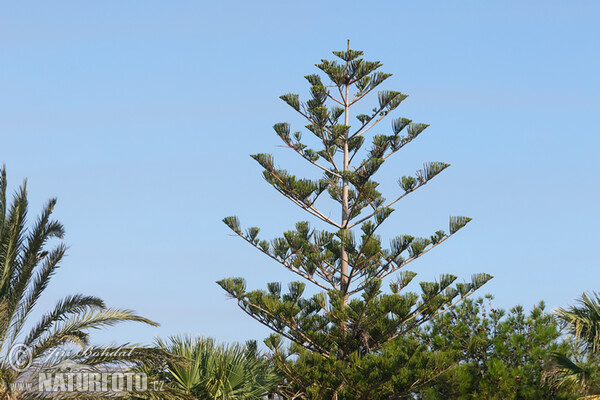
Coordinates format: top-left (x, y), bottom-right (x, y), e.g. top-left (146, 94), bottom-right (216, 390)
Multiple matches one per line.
top-left (340, 74), bottom-right (350, 307)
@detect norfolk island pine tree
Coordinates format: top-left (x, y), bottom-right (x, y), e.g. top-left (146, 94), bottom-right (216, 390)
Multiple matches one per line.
top-left (218, 43), bottom-right (492, 399)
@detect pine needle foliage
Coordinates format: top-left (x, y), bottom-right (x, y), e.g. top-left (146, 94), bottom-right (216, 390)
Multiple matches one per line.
top-left (419, 297), bottom-right (576, 399)
top-left (218, 43), bottom-right (492, 399)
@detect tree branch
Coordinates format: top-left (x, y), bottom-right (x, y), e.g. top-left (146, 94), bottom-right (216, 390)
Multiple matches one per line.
top-left (349, 112), bottom-right (388, 140)
top-left (326, 91), bottom-right (344, 106)
top-left (349, 234), bottom-right (454, 296)
top-left (237, 299), bottom-right (330, 357)
top-left (373, 287), bottom-right (481, 352)
top-left (277, 141), bottom-right (341, 178)
top-left (348, 182), bottom-right (426, 229)
top-left (234, 232), bottom-right (331, 291)
top-left (266, 172), bottom-right (342, 229)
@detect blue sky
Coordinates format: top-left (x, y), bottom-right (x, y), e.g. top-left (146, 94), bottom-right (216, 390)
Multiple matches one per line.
top-left (1, 1), bottom-right (599, 346)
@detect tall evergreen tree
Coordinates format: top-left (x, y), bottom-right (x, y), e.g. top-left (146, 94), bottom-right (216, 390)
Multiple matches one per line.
top-left (218, 43), bottom-right (492, 399)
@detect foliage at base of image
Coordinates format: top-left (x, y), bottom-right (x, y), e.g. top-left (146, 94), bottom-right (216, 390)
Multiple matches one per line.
top-left (416, 296), bottom-right (576, 399)
top-left (272, 336), bottom-right (459, 399)
top-left (136, 335), bottom-right (280, 400)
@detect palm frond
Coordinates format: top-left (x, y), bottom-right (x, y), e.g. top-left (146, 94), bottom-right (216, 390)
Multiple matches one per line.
top-left (0, 182), bottom-right (28, 301)
top-left (10, 244), bottom-right (68, 346)
top-left (154, 335), bottom-right (281, 400)
top-left (30, 308), bottom-right (158, 360)
top-left (23, 294), bottom-right (105, 347)
top-left (557, 292), bottom-right (600, 354)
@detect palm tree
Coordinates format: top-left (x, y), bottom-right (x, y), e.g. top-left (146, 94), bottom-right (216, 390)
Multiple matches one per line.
top-left (0, 167), bottom-right (162, 399)
top-left (147, 335), bottom-right (281, 400)
top-left (553, 292), bottom-right (600, 399)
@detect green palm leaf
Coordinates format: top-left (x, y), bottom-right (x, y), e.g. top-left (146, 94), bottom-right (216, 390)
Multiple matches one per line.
top-left (153, 335), bottom-right (281, 400)
top-left (0, 166), bottom-right (160, 399)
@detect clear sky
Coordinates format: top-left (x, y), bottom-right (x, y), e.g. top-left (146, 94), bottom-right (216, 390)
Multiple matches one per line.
top-left (1, 1), bottom-right (599, 347)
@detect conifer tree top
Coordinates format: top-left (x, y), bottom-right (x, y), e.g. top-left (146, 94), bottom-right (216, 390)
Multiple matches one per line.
top-left (218, 44), bottom-right (491, 369)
